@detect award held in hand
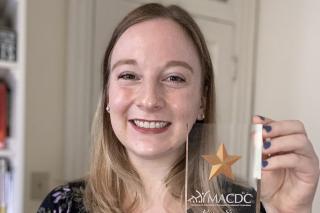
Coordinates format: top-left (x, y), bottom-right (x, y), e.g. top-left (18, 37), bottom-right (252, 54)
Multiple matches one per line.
top-left (185, 124), bottom-right (263, 213)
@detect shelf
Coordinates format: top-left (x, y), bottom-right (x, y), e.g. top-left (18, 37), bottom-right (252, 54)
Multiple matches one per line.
top-left (0, 60), bottom-right (17, 70)
top-left (0, 137), bottom-right (14, 157)
top-left (0, 149), bottom-right (12, 158)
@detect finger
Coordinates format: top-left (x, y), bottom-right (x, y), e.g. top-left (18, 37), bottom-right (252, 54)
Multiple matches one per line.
top-left (252, 116), bottom-right (273, 142)
top-left (262, 134), bottom-right (312, 156)
top-left (252, 115), bottom-right (274, 124)
top-left (262, 153), bottom-right (316, 176)
top-left (262, 120), bottom-right (306, 138)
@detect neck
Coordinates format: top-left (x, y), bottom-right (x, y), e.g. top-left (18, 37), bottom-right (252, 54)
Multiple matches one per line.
top-left (132, 152), bottom-right (180, 184)
top-left (124, 148), bottom-right (185, 212)
top-left (127, 146), bottom-right (184, 196)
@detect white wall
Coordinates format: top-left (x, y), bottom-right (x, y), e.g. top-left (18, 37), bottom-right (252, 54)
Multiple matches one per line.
top-left (25, 0), bottom-right (67, 212)
top-left (254, 0), bottom-right (320, 211)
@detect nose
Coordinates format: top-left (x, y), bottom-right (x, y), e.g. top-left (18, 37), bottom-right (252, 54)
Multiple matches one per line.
top-left (136, 81), bottom-right (165, 111)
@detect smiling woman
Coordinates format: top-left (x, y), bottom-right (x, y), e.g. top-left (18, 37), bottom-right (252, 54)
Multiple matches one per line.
top-left (88, 5), bottom-right (211, 212)
top-left (37, 2), bottom-right (319, 213)
top-left (108, 18), bottom-right (203, 163)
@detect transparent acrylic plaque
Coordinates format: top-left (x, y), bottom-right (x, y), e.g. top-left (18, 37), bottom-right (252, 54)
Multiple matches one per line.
top-left (185, 123), bottom-right (263, 213)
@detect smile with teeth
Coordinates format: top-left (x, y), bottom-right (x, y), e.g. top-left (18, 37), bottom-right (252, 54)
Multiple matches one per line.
top-left (131, 119), bottom-right (170, 129)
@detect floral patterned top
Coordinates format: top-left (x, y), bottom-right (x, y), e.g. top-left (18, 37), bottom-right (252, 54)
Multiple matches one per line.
top-left (37, 180), bottom-right (266, 213)
top-left (37, 180), bottom-right (87, 213)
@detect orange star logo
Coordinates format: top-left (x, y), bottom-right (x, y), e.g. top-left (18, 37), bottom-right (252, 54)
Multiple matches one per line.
top-left (202, 144), bottom-right (241, 180)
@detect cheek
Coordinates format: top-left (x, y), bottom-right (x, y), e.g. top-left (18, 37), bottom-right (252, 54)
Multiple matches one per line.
top-left (108, 84), bottom-right (133, 113)
top-left (169, 89), bottom-right (201, 123)
top-left (108, 85), bottom-right (134, 142)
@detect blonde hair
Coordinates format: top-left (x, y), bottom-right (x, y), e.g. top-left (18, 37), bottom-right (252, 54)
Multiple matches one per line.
top-left (84, 3), bottom-right (226, 212)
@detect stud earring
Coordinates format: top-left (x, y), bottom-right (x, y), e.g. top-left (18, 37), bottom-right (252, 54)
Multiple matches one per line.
top-left (106, 105), bottom-right (110, 113)
top-left (198, 113), bottom-right (205, 120)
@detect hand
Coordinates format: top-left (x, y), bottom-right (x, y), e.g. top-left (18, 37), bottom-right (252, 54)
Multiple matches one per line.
top-left (253, 115), bottom-right (320, 213)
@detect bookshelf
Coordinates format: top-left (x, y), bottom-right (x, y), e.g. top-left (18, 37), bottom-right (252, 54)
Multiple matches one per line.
top-left (0, 0), bottom-right (26, 212)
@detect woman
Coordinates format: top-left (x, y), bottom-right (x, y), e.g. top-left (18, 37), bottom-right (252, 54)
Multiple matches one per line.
top-left (38, 3), bottom-right (319, 213)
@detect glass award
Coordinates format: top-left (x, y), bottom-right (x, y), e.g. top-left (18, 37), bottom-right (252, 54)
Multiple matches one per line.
top-left (185, 123), bottom-right (263, 213)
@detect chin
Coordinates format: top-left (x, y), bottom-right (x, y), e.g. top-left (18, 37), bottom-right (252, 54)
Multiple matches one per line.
top-left (128, 144), bottom-right (184, 160)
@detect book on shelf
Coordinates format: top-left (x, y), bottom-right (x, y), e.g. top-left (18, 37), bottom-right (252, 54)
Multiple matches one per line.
top-left (0, 157), bottom-right (11, 213)
top-left (0, 0), bottom-right (15, 29)
top-left (0, 29), bottom-right (16, 62)
top-left (0, 0), bottom-right (16, 62)
top-left (0, 81), bottom-right (10, 149)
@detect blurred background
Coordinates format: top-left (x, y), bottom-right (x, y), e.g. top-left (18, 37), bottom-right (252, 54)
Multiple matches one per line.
top-left (0, 0), bottom-right (319, 212)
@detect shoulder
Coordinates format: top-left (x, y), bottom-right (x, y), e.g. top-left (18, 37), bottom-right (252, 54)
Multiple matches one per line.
top-left (37, 180), bottom-right (87, 213)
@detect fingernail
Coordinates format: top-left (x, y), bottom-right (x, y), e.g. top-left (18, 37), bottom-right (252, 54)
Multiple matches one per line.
top-left (262, 160), bottom-right (268, 168)
top-left (257, 115), bottom-right (265, 120)
top-left (263, 141), bottom-right (271, 149)
top-left (263, 125), bottom-right (272, 133)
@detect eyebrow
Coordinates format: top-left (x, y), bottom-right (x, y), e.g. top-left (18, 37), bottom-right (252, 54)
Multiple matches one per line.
top-left (163, 60), bottom-right (194, 73)
top-left (111, 59), bottom-right (194, 73)
top-left (111, 59), bottom-right (137, 71)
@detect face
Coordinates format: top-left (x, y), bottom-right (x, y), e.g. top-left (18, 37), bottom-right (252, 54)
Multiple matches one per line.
top-left (108, 18), bottom-right (204, 160)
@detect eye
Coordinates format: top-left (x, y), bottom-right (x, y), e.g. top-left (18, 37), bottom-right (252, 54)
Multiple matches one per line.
top-left (165, 75), bottom-right (186, 83)
top-left (118, 72), bottom-right (140, 80)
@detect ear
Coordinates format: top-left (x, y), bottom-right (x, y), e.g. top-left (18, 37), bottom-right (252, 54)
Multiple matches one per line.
top-left (197, 95), bottom-right (206, 120)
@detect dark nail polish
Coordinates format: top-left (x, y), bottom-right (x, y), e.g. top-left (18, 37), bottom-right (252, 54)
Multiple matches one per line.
top-left (263, 125), bottom-right (272, 133)
top-left (263, 141), bottom-right (271, 149)
top-left (257, 115), bottom-right (265, 120)
top-left (262, 160), bottom-right (268, 168)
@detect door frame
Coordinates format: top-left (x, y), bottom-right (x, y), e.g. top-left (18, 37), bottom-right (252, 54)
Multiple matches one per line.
top-left (64, 0), bottom-right (259, 180)
top-left (64, 0), bottom-right (95, 181)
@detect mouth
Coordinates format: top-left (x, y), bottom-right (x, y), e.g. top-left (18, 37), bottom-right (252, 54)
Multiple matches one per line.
top-left (129, 119), bottom-right (171, 134)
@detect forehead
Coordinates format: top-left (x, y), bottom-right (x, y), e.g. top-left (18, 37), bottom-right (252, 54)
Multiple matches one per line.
top-left (110, 18), bottom-right (200, 67)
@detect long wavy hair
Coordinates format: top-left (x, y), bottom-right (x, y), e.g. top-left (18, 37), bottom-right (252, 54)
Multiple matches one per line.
top-left (84, 3), bottom-right (225, 212)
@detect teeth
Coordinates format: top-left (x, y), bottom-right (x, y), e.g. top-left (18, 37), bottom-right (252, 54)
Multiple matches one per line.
top-left (133, 120), bottom-right (168, 129)
top-left (143, 121), bottom-right (149, 128)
